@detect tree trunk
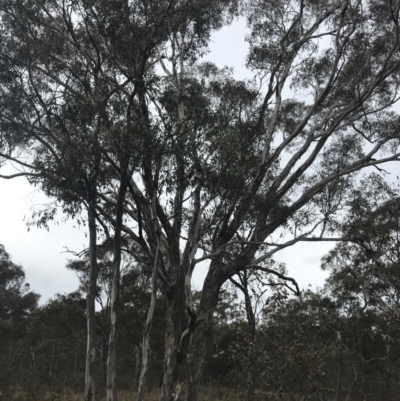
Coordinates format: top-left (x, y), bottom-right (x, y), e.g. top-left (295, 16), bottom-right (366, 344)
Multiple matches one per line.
top-left (106, 176), bottom-right (128, 401)
top-left (101, 315), bottom-right (107, 383)
top-left (335, 331), bottom-right (342, 401)
top-left (85, 200), bottom-right (98, 401)
top-left (137, 246), bottom-right (159, 401)
top-left (163, 318), bottom-right (212, 401)
top-left (244, 282), bottom-right (256, 401)
top-left (106, 254), bottom-right (120, 401)
top-left (159, 293), bottom-right (185, 401)
top-left (133, 345), bottom-right (141, 390)
top-left (159, 272), bottom-right (221, 401)
top-left (246, 347), bottom-right (255, 401)
top-left (230, 271), bottom-right (256, 401)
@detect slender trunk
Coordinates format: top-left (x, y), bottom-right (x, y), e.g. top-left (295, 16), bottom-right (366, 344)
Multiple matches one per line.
top-left (137, 245), bottom-right (159, 401)
top-left (106, 176), bottom-right (128, 401)
top-left (106, 250), bottom-right (120, 401)
top-left (244, 298), bottom-right (256, 401)
top-left (101, 317), bottom-right (107, 383)
top-left (230, 272), bottom-right (256, 401)
top-left (335, 331), bottom-right (342, 401)
top-left (133, 345), bottom-right (141, 390)
top-left (241, 271), bottom-right (256, 401)
top-left (85, 200), bottom-right (98, 401)
top-left (74, 341), bottom-right (79, 372)
top-left (246, 346), bottom-right (255, 401)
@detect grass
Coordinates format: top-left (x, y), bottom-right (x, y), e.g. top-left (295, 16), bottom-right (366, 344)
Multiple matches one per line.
top-left (5, 386), bottom-right (364, 401)
top-left (3, 386), bottom-right (245, 401)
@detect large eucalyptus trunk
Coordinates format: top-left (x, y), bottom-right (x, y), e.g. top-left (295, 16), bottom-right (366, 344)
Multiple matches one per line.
top-left (106, 176), bottom-right (128, 401)
top-left (168, 322), bottom-right (211, 401)
top-left (159, 273), bottom-right (221, 401)
top-left (85, 199), bottom-right (98, 401)
top-left (159, 293), bottom-right (186, 401)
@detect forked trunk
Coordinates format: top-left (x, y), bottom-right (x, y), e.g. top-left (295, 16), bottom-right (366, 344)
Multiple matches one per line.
top-left (159, 273), bottom-right (221, 401)
top-left (85, 201), bottom-right (98, 401)
top-left (168, 322), bottom-right (210, 401)
top-left (159, 294), bottom-right (185, 401)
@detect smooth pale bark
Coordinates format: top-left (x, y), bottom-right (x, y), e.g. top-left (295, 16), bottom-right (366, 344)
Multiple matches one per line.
top-left (85, 200), bottom-right (98, 401)
top-left (106, 252), bottom-right (120, 401)
top-left (106, 177), bottom-right (128, 401)
top-left (100, 313), bottom-right (107, 382)
top-left (137, 245), bottom-right (159, 401)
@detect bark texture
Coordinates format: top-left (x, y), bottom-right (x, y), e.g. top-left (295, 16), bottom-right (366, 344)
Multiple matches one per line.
top-left (106, 177), bottom-right (128, 401)
top-left (159, 272), bottom-right (221, 401)
top-left (106, 260), bottom-right (120, 401)
top-left (137, 245), bottom-right (159, 401)
top-left (85, 200), bottom-right (98, 401)
top-left (159, 293), bottom-right (186, 401)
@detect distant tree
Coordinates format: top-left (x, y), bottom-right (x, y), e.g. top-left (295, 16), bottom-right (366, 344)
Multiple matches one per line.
top-left (323, 195), bottom-right (400, 322)
top-left (20, 292), bottom-right (86, 400)
top-left (229, 261), bottom-right (299, 401)
top-left (322, 196), bottom-right (400, 400)
top-left (0, 245), bottom-right (39, 399)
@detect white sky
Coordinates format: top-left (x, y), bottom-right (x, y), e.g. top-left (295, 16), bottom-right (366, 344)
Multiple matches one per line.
top-left (0, 18), bottom-right (355, 303)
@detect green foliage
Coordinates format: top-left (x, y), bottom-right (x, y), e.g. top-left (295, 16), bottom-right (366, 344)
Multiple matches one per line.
top-left (0, 245), bottom-right (39, 398)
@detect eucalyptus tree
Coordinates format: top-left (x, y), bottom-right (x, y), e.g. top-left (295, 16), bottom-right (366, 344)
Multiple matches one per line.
top-left (0, 1), bottom-right (112, 398)
top-left (229, 262), bottom-right (299, 401)
top-left (2, 1), bottom-right (400, 401)
top-left (321, 195), bottom-right (400, 400)
top-left (0, 1), bottom-right (238, 400)
top-left (323, 194), bottom-right (400, 319)
top-left (134, 1), bottom-right (400, 400)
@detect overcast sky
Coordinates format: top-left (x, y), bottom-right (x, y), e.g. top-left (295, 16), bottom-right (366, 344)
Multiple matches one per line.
top-left (0, 18), bottom-right (347, 304)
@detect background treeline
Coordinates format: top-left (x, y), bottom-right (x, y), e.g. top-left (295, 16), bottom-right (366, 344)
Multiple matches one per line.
top-left (2, 198), bottom-right (400, 401)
